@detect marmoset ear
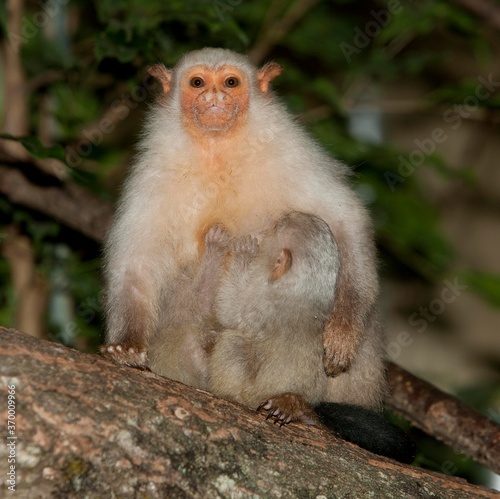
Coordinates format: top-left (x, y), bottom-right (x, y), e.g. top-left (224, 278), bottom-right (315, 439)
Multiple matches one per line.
top-left (147, 64), bottom-right (173, 94)
top-left (257, 62), bottom-right (283, 93)
top-left (271, 248), bottom-right (292, 281)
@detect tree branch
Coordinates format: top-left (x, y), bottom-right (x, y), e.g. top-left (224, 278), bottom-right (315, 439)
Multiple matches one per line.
top-left (2, 226), bottom-right (48, 338)
top-left (387, 362), bottom-right (500, 476)
top-left (1, 0), bottom-right (28, 140)
top-left (0, 162), bottom-right (113, 242)
top-left (0, 327), bottom-right (497, 497)
top-left (248, 0), bottom-right (320, 64)
top-left (451, 0), bottom-right (500, 31)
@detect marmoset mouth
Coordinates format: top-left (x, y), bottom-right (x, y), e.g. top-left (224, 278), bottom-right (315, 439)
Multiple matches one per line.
top-left (204, 106), bottom-right (229, 114)
top-left (194, 105), bottom-right (236, 131)
top-left (198, 102), bottom-right (232, 114)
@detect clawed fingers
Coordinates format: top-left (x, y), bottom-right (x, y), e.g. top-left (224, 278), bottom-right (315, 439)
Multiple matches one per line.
top-left (99, 343), bottom-right (148, 369)
top-left (233, 235), bottom-right (259, 257)
top-left (258, 399), bottom-right (292, 426)
top-left (257, 400), bottom-right (272, 411)
top-left (205, 224), bottom-right (230, 247)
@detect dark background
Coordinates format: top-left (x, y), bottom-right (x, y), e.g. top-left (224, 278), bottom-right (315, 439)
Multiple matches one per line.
top-left (1, 0), bottom-right (499, 489)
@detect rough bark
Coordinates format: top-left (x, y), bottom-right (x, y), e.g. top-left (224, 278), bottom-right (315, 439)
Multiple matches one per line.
top-left (387, 362), bottom-right (500, 476)
top-left (0, 327), bottom-right (498, 498)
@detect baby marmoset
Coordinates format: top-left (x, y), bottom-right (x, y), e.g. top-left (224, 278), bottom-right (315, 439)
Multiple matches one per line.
top-left (207, 212), bottom-right (339, 420)
top-left (150, 211), bottom-right (341, 421)
top-left (153, 212), bottom-right (414, 463)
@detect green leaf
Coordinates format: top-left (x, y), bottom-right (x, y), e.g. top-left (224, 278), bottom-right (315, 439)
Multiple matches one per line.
top-left (94, 29), bottom-right (141, 63)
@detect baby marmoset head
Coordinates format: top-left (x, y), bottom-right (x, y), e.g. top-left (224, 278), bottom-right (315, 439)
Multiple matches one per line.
top-left (263, 211), bottom-right (339, 286)
top-left (216, 211), bottom-right (340, 332)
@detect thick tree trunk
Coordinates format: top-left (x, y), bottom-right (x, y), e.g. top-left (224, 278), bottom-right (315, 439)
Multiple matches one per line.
top-left (0, 327), bottom-right (497, 498)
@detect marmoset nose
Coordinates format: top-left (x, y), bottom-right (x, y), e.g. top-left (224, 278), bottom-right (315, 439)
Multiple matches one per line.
top-left (202, 89), bottom-right (215, 102)
top-left (202, 86), bottom-right (226, 103)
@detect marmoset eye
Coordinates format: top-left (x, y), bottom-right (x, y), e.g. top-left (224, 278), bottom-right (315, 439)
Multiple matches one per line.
top-left (190, 77), bottom-right (205, 88)
top-left (224, 77), bottom-right (240, 88)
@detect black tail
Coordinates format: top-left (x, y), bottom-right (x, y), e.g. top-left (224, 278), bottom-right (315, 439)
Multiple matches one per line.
top-left (315, 403), bottom-right (416, 464)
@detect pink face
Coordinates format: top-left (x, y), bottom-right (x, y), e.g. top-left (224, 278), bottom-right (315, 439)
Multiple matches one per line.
top-left (179, 65), bottom-right (250, 134)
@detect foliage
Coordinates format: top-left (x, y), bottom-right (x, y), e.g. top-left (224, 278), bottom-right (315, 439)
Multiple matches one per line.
top-left (1, 0), bottom-right (499, 341)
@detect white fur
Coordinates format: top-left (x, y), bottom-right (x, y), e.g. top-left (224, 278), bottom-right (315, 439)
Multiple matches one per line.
top-left (104, 48), bottom-right (383, 409)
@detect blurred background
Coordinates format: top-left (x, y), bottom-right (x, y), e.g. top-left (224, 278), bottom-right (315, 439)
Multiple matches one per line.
top-left (0, 0), bottom-right (499, 489)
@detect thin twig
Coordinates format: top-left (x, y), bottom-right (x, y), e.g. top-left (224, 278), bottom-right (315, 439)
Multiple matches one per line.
top-left (451, 0), bottom-right (500, 31)
top-left (249, 0), bottom-right (320, 64)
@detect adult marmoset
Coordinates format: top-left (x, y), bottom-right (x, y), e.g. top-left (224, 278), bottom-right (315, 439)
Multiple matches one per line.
top-left (101, 48), bottom-right (414, 463)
